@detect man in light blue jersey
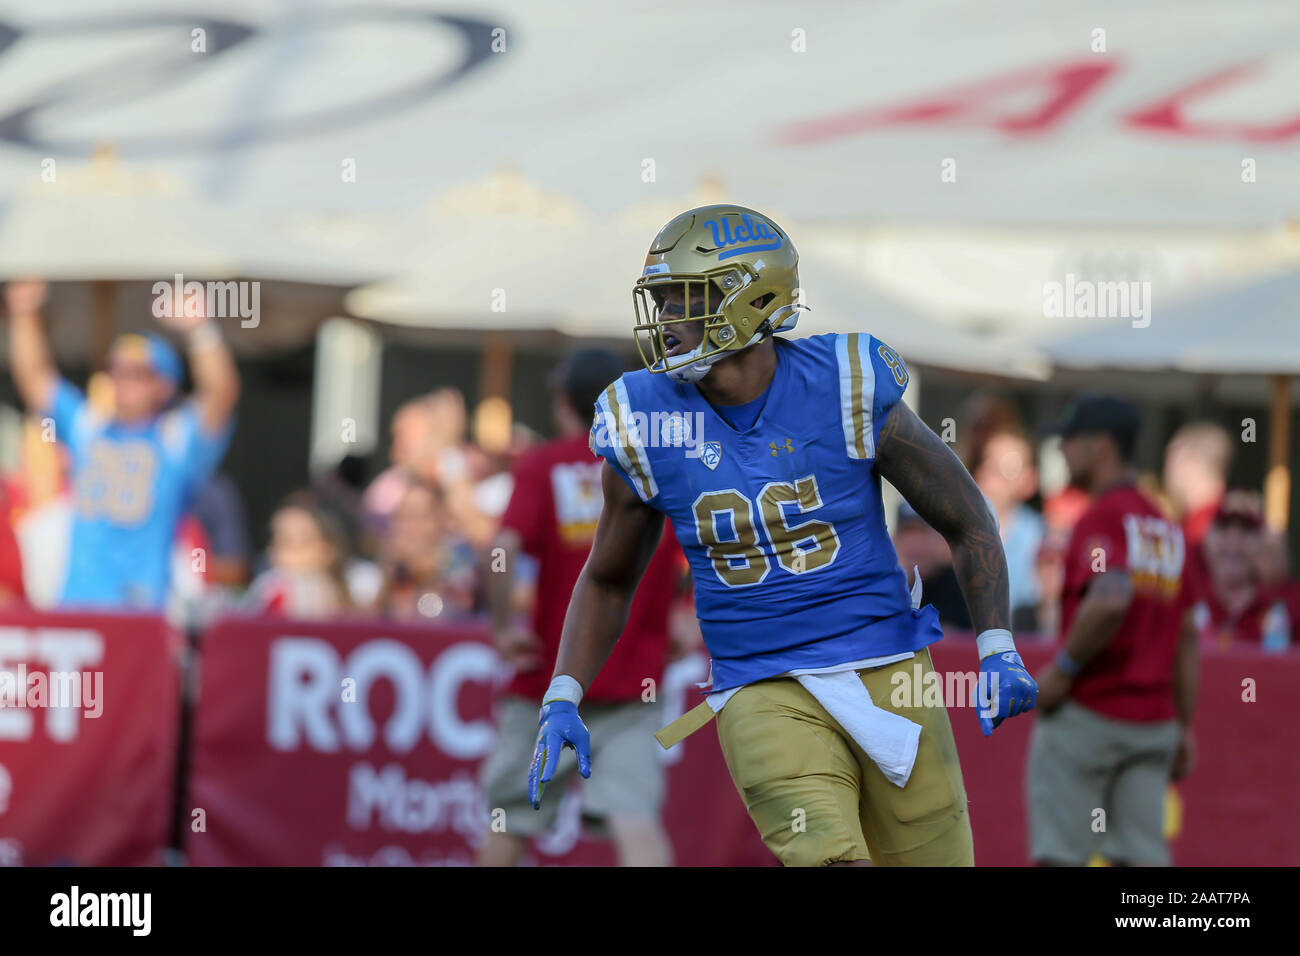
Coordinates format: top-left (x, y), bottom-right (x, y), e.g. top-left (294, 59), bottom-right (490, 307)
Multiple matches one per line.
top-left (527, 205), bottom-right (1037, 866)
top-left (5, 279), bottom-right (240, 611)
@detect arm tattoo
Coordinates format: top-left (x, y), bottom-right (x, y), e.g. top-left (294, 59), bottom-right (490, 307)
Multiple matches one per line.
top-left (875, 403), bottom-right (1011, 633)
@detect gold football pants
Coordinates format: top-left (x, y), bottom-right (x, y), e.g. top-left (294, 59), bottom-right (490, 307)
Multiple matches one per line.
top-left (714, 648), bottom-right (974, 866)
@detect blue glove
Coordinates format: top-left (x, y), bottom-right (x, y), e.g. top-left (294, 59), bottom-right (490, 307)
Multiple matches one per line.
top-left (527, 700), bottom-right (591, 810)
top-left (976, 650), bottom-right (1038, 736)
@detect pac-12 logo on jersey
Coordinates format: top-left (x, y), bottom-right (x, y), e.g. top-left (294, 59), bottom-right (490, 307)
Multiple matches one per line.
top-left (699, 441), bottom-right (723, 471)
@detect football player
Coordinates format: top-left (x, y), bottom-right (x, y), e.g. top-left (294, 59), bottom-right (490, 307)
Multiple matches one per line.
top-left (527, 205), bottom-right (1036, 866)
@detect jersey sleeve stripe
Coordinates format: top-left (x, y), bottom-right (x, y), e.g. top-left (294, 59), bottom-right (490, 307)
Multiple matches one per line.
top-left (836, 333), bottom-right (876, 459)
top-left (595, 387), bottom-right (635, 487)
top-left (836, 334), bottom-right (859, 457)
top-left (857, 334), bottom-right (877, 458)
top-left (601, 382), bottom-right (658, 501)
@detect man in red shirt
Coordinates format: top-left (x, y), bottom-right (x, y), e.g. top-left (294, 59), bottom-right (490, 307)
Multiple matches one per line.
top-left (477, 348), bottom-right (684, 866)
top-left (1028, 395), bottom-right (1198, 866)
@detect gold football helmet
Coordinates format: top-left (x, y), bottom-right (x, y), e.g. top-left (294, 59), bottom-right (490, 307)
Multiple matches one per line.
top-left (632, 204), bottom-right (803, 383)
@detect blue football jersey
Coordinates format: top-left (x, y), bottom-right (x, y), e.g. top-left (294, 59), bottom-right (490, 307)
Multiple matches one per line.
top-left (591, 333), bottom-right (943, 692)
top-left (47, 379), bottom-right (234, 610)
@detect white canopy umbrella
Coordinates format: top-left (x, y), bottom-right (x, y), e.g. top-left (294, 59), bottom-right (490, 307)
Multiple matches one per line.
top-left (0, 148), bottom-right (381, 364)
top-left (350, 169), bottom-right (1048, 379)
top-left (0, 150), bottom-right (243, 280)
top-left (346, 214), bottom-right (650, 337)
top-left (0, 147), bottom-right (379, 286)
top-left (1041, 270), bottom-right (1300, 375)
top-left (795, 256), bottom-right (1049, 381)
top-left (347, 166), bottom-right (643, 335)
top-left (1041, 270), bottom-right (1299, 530)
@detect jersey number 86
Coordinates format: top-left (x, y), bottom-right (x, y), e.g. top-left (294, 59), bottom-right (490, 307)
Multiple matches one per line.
top-left (692, 474), bottom-right (841, 587)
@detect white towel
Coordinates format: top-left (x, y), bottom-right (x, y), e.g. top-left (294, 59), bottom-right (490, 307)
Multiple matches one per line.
top-left (794, 670), bottom-right (921, 788)
top-left (703, 564), bottom-right (928, 786)
top-left (793, 564), bottom-right (925, 787)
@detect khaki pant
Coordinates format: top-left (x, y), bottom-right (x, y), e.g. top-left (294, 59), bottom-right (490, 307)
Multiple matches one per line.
top-left (479, 695), bottom-right (666, 838)
top-left (1027, 699), bottom-right (1179, 865)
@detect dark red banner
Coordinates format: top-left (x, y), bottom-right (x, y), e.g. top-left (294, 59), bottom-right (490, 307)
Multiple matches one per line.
top-left (8, 610), bottom-right (1282, 867)
top-left (0, 609), bottom-right (181, 866)
top-left (932, 638), bottom-right (1300, 866)
top-left (187, 615), bottom-right (770, 866)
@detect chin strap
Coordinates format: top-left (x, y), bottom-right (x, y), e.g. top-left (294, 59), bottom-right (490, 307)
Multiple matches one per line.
top-left (660, 302), bottom-right (807, 384)
top-left (664, 325), bottom-right (768, 383)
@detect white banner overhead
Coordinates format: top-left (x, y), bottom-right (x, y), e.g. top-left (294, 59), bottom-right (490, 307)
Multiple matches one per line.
top-left (0, 0), bottom-right (1296, 238)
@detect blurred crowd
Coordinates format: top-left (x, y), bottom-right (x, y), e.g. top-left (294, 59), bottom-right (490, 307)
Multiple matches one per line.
top-left (0, 279), bottom-right (1295, 654)
top-left (891, 393), bottom-right (1298, 653)
top-left (243, 387), bottom-right (504, 625)
top-left (0, 383), bottom-right (526, 627)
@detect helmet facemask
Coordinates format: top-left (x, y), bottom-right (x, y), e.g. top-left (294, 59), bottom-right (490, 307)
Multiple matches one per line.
top-left (634, 276), bottom-right (727, 381)
top-left (633, 268), bottom-right (791, 384)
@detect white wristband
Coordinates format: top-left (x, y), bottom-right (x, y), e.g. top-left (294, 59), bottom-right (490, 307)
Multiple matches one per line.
top-left (976, 628), bottom-right (1016, 660)
top-left (543, 674), bottom-right (583, 706)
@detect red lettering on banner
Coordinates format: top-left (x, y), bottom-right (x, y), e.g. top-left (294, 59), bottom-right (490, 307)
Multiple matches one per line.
top-left (776, 60), bottom-right (1118, 144)
top-left (1126, 63), bottom-right (1300, 142)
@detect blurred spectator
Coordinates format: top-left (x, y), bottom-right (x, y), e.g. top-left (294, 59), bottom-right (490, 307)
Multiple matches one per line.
top-left (11, 418), bottom-right (71, 608)
top-left (312, 453), bottom-right (383, 604)
top-left (972, 427), bottom-right (1045, 631)
top-left (168, 511), bottom-right (213, 623)
top-left (372, 480), bottom-right (479, 621)
top-left (0, 483), bottom-right (25, 605)
top-left (190, 473), bottom-right (251, 588)
top-left (363, 388), bottom-right (497, 550)
top-left (1163, 421), bottom-right (1232, 602)
top-left (1028, 395), bottom-right (1196, 866)
top-left (247, 492), bottom-right (354, 619)
top-left (362, 396), bottom-right (434, 537)
top-left (954, 391), bottom-right (1022, 473)
top-left (1257, 528), bottom-right (1290, 592)
top-left (478, 347), bottom-right (682, 867)
top-left (421, 388), bottom-right (497, 548)
top-left (4, 279), bottom-right (239, 611)
top-left (313, 453), bottom-right (370, 554)
top-left (1035, 436), bottom-right (1091, 640)
top-left (1195, 490), bottom-right (1293, 652)
top-left (892, 502), bottom-right (970, 631)
top-left (1257, 530), bottom-right (1300, 650)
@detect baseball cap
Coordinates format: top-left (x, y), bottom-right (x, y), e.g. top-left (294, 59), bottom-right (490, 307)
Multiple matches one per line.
top-left (110, 332), bottom-right (183, 386)
top-left (1043, 393), bottom-right (1141, 456)
top-left (1213, 489), bottom-right (1264, 530)
top-left (550, 347), bottom-right (627, 416)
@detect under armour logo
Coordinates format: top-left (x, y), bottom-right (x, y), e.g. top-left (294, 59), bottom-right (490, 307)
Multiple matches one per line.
top-left (769, 438), bottom-right (793, 456)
